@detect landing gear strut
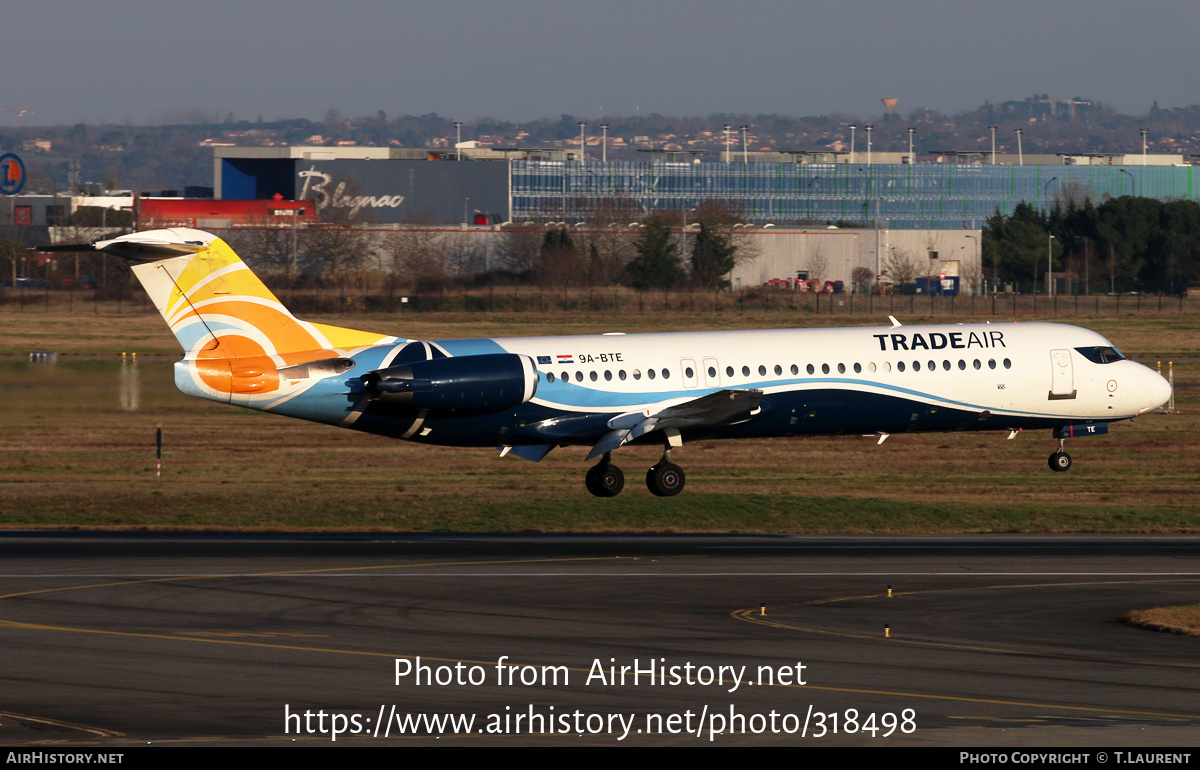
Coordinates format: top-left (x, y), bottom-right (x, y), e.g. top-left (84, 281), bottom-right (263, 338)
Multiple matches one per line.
top-left (585, 453), bottom-right (625, 497)
top-left (1048, 439), bottom-right (1072, 472)
top-left (646, 449), bottom-right (686, 497)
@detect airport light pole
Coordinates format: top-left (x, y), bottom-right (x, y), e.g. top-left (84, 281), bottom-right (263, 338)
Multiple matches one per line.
top-left (454, 121), bottom-right (463, 161)
top-left (907, 127), bottom-right (916, 163)
top-left (1047, 233), bottom-right (1055, 297)
top-left (578, 122), bottom-right (587, 163)
top-left (724, 124), bottom-right (731, 164)
top-left (988, 125), bottom-right (998, 164)
top-left (1140, 128), bottom-right (1148, 165)
top-left (964, 234), bottom-right (979, 295)
top-left (848, 124), bottom-right (857, 164)
top-left (1014, 129), bottom-right (1023, 166)
top-left (600, 123), bottom-right (609, 163)
top-left (740, 125), bottom-right (749, 164)
top-left (865, 124), bottom-right (873, 166)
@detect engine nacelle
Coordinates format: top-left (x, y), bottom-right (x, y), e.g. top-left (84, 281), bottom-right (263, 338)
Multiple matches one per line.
top-left (362, 353), bottom-right (538, 415)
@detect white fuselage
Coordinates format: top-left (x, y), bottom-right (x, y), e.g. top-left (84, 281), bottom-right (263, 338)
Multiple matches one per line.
top-left (486, 322), bottom-right (1167, 427)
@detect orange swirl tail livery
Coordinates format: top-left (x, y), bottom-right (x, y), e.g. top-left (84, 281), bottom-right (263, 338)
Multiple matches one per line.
top-left (107, 228), bottom-right (399, 405)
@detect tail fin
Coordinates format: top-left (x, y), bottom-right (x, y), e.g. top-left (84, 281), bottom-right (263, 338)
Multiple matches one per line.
top-left (108, 228), bottom-right (396, 362)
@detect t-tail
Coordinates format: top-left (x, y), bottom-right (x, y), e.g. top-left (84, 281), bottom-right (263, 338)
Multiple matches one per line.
top-left (91, 228), bottom-right (399, 405)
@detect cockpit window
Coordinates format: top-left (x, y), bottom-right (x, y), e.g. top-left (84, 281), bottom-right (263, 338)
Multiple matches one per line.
top-left (1075, 346), bottom-right (1126, 364)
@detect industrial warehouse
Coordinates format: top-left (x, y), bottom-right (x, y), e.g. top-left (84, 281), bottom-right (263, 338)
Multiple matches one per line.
top-left (7, 143), bottom-right (1200, 293)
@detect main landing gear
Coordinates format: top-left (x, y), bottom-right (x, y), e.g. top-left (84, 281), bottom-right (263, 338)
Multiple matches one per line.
top-left (584, 453), bottom-right (625, 497)
top-left (584, 449), bottom-right (687, 497)
top-left (1048, 439), bottom-right (1072, 473)
top-left (646, 449), bottom-right (685, 497)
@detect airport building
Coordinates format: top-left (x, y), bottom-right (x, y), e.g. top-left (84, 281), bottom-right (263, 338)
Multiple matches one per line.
top-left (4, 145), bottom-right (1184, 291)
top-left (213, 147), bottom-right (1200, 231)
top-left (727, 226), bottom-right (979, 294)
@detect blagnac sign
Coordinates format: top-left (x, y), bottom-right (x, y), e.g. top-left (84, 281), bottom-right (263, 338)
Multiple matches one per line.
top-left (299, 166), bottom-right (405, 216)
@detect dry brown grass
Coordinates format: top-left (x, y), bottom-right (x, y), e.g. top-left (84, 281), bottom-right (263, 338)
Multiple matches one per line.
top-left (1122, 605), bottom-right (1200, 636)
top-left (3, 299), bottom-right (1200, 357)
top-left (0, 302), bottom-right (1197, 531)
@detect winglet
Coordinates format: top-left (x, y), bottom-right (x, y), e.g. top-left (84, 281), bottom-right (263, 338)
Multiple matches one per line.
top-left (889, 315), bottom-right (902, 327)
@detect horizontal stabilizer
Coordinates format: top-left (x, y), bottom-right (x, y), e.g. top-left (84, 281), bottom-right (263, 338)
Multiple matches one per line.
top-left (38, 229), bottom-right (217, 261)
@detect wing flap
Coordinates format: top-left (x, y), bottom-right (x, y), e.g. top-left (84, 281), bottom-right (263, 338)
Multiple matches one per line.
top-left (585, 389), bottom-right (762, 459)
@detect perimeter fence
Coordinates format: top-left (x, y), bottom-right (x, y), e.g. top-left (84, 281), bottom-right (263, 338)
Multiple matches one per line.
top-left (4, 284), bottom-right (1196, 319)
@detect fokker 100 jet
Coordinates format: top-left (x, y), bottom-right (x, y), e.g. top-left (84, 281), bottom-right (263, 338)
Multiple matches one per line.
top-left (54, 228), bottom-right (1172, 497)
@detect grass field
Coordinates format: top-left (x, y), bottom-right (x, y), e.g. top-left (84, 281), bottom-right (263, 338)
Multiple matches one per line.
top-left (0, 302), bottom-right (1195, 532)
top-left (1123, 604), bottom-right (1200, 636)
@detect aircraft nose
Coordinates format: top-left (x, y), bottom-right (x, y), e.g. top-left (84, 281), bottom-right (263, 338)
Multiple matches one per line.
top-left (1138, 366), bottom-right (1172, 414)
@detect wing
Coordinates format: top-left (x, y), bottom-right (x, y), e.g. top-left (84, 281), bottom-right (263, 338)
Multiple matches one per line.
top-left (585, 389), bottom-right (763, 460)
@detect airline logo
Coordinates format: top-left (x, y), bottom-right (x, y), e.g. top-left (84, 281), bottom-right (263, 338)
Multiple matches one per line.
top-left (0, 154), bottom-right (25, 195)
top-left (873, 330), bottom-right (1006, 351)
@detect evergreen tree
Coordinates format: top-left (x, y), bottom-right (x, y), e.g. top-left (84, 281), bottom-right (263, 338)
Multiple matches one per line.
top-left (984, 195), bottom-right (1200, 293)
top-left (689, 222), bottom-right (735, 289)
top-left (625, 215), bottom-right (684, 289)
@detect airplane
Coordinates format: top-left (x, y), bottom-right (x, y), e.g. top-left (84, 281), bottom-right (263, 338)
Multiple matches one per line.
top-left (52, 227), bottom-right (1172, 497)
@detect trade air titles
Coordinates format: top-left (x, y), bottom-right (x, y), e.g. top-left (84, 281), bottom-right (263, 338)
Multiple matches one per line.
top-left (873, 330), bottom-right (1006, 351)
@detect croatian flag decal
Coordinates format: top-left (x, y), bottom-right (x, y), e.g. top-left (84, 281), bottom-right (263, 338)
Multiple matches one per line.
top-left (557, 354), bottom-right (574, 364)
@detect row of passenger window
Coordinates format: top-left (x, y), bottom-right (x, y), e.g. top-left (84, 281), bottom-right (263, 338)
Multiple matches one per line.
top-left (549, 368), bottom-right (673, 383)
top-left (544, 358), bottom-right (1013, 384)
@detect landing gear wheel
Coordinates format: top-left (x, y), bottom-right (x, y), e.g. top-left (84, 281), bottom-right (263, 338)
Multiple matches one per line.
top-left (646, 462), bottom-right (686, 497)
top-left (1048, 451), bottom-right (1072, 472)
top-left (585, 463), bottom-right (625, 497)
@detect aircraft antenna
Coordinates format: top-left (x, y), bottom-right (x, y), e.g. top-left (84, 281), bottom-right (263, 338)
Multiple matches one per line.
top-left (155, 262), bottom-right (220, 351)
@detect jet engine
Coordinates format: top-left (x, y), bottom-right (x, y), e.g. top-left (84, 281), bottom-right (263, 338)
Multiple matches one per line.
top-left (361, 353), bottom-right (538, 415)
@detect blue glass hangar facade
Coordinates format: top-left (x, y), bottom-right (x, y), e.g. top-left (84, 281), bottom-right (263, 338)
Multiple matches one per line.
top-left (510, 160), bottom-right (1200, 229)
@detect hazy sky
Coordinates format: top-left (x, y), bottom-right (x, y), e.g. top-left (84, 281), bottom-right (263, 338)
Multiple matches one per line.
top-left (8, 0), bottom-right (1198, 126)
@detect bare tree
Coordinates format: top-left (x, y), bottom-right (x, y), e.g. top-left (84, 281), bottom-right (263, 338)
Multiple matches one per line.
top-left (52, 211), bottom-right (129, 287)
top-left (497, 222), bottom-right (543, 277)
top-left (851, 265), bottom-right (874, 293)
top-left (442, 230), bottom-right (479, 281)
top-left (573, 198), bottom-right (642, 284)
top-left (295, 175), bottom-right (380, 287)
top-left (883, 248), bottom-right (922, 284)
top-left (959, 259), bottom-right (982, 296)
top-left (806, 247), bottom-right (829, 287)
top-left (923, 232), bottom-right (948, 276)
top-left (302, 211), bottom-right (373, 287)
top-left (574, 223), bottom-right (637, 285)
top-left (223, 215), bottom-right (300, 280)
top-left (386, 211), bottom-right (447, 290)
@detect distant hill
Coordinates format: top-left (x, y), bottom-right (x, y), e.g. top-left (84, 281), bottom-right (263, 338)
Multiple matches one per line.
top-left (3, 98), bottom-right (1196, 194)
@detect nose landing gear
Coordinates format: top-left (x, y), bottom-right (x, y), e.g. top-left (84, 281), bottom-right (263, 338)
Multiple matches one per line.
top-left (1048, 436), bottom-right (1072, 472)
top-left (1048, 424), bottom-right (1108, 473)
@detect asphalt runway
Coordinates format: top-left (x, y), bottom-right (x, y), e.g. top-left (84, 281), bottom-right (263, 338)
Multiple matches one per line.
top-left (1, 533), bottom-right (1199, 746)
